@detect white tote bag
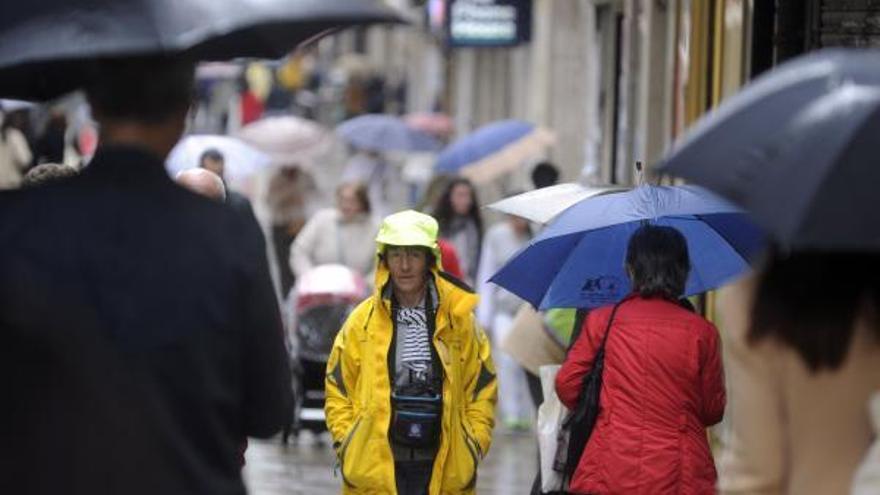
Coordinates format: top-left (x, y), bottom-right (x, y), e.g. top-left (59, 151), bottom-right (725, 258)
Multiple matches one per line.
top-left (537, 364), bottom-right (568, 493)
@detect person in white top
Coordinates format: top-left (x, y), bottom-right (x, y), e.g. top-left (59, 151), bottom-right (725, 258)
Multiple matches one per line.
top-left (477, 213), bottom-right (533, 430)
top-left (0, 109), bottom-right (33, 189)
top-left (290, 182), bottom-right (378, 281)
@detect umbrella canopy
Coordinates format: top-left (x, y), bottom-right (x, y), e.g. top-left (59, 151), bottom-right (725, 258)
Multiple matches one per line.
top-left (486, 183), bottom-right (628, 225)
top-left (490, 185), bottom-right (765, 310)
top-left (435, 120), bottom-right (555, 184)
top-left (658, 48), bottom-right (880, 248)
top-left (0, 0), bottom-right (402, 100)
top-left (336, 114), bottom-right (441, 152)
top-left (662, 72), bottom-right (880, 249)
top-left (405, 112), bottom-right (454, 139)
top-left (166, 134), bottom-right (271, 183)
top-left (658, 49), bottom-right (880, 178)
top-left (0, 99), bottom-right (35, 112)
top-left (237, 116), bottom-right (332, 166)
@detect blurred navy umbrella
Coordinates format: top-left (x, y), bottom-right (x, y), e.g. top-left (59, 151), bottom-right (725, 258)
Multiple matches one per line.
top-left (659, 49), bottom-right (880, 249)
top-left (336, 114), bottom-right (441, 152)
top-left (490, 185), bottom-right (764, 310)
top-left (0, 0), bottom-right (402, 100)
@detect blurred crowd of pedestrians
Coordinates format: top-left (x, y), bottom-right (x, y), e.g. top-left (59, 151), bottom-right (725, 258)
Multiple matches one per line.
top-left (2, 7), bottom-right (879, 495)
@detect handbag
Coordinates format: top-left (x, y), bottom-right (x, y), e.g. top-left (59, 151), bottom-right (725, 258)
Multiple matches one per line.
top-left (553, 300), bottom-right (624, 489)
top-left (536, 364), bottom-right (567, 493)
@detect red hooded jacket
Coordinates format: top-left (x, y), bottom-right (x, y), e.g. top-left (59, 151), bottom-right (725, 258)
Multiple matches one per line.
top-left (556, 295), bottom-right (725, 494)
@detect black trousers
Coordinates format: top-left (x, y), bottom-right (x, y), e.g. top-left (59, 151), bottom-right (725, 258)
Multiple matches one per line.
top-left (394, 460), bottom-right (433, 495)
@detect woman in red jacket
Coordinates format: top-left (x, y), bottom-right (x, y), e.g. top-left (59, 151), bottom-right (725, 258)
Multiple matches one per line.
top-left (556, 225), bottom-right (726, 494)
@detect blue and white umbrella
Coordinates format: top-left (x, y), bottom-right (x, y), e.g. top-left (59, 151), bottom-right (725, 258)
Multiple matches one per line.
top-left (435, 119), bottom-right (555, 184)
top-left (490, 185), bottom-right (765, 310)
top-left (336, 114), bottom-right (441, 153)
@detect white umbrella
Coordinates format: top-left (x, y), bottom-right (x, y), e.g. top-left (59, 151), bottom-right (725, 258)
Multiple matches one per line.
top-left (237, 116), bottom-right (332, 166)
top-left (166, 134), bottom-right (271, 183)
top-left (486, 183), bottom-right (627, 224)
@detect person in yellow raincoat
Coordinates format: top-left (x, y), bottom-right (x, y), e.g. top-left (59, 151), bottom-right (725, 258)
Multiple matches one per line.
top-left (325, 210), bottom-right (498, 494)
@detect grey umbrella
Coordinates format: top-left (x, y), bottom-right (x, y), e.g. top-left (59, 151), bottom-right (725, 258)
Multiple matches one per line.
top-left (0, 0), bottom-right (402, 100)
top-left (701, 84), bottom-right (880, 249)
top-left (659, 48), bottom-right (880, 249)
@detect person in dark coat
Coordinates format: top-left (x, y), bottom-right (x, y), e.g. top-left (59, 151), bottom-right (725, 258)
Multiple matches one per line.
top-left (34, 109), bottom-right (67, 165)
top-left (0, 56), bottom-right (292, 495)
top-left (199, 147), bottom-right (257, 220)
top-left (555, 225), bottom-right (725, 495)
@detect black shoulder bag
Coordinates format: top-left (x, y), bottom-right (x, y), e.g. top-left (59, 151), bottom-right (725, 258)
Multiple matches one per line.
top-left (555, 300), bottom-right (624, 487)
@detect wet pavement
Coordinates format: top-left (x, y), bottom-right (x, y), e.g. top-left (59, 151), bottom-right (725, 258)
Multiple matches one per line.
top-left (244, 429), bottom-right (538, 494)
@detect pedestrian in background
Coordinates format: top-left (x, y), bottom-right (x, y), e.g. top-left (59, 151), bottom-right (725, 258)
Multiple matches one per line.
top-left (266, 164), bottom-right (317, 296)
top-left (556, 225), bottom-right (725, 495)
top-left (342, 149), bottom-right (391, 220)
top-left (717, 250), bottom-right (880, 495)
top-left (477, 212), bottom-right (534, 431)
top-left (0, 107), bottom-right (33, 189)
top-left (433, 177), bottom-right (483, 286)
top-left (325, 210), bottom-right (497, 495)
top-left (290, 182), bottom-right (377, 280)
top-left (176, 167), bottom-right (227, 202)
top-left (0, 56), bottom-right (292, 494)
top-left (437, 238), bottom-right (464, 280)
top-left (34, 109), bottom-right (67, 165)
top-left (530, 161), bottom-right (559, 190)
top-left (199, 147), bottom-right (256, 219)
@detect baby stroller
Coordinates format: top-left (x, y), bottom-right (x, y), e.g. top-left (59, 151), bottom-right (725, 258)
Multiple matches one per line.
top-left (283, 264), bottom-right (367, 443)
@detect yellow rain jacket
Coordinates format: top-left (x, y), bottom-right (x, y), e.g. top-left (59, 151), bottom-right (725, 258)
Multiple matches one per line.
top-left (325, 262), bottom-right (498, 494)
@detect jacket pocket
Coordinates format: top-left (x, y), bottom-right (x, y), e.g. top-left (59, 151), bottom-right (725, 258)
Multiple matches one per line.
top-left (443, 416), bottom-right (479, 492)
top-left (462, 419), bottom-right (483, 460)
top-left (460, 426), bottom-right (480, 490)
top-left (338, 416), bottom-right (363, 489)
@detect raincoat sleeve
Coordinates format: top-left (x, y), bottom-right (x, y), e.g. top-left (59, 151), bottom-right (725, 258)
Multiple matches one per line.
top-left (324, 305), bottom-right (363, 448)
top-left (699, 322), bottom-right (726, 426)
top-left (461, 315), bottom-right (498, 457)
top-left (555, 311), bottom-right (602, 410)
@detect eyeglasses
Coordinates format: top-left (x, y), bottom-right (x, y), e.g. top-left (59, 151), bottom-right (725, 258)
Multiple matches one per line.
top-left (385, 246), bottom-right (428, 262)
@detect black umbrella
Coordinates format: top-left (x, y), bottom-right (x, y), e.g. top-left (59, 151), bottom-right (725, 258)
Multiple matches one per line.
top-left (659, 48), bottom-right (880, 250)
top-left (0, 0), bottom-right (402, 100)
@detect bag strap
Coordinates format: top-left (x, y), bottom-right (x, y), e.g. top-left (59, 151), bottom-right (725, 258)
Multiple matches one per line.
top-left (564, 299), bottom-right (625, 427)
top-left (597, 299), bottom-right (624, 352)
